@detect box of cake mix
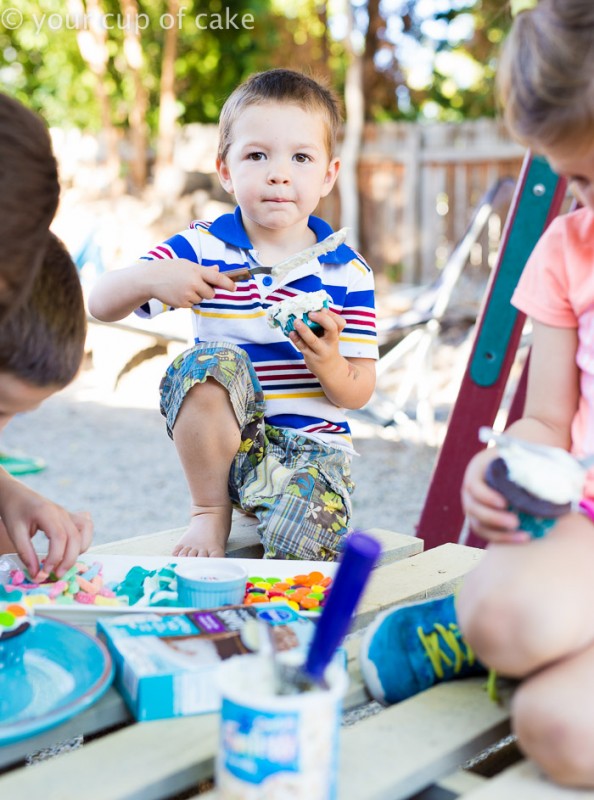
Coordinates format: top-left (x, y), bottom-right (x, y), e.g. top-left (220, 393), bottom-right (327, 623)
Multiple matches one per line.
top-left (97, 604), bottom-right (315, 721)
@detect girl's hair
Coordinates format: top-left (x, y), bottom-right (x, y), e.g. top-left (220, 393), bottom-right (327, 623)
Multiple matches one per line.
top-left (0, 94), bottom-right (60, 318)
top-left (498, 0), bottom-right (594, 154)
top-left (0, 233), bottom-right (87, 388)
top-left (217, 69), bottom-right (342, 162)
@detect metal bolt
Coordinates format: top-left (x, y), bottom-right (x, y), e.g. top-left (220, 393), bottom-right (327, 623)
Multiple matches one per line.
top-left (533, 183), bottom-right (546, 196)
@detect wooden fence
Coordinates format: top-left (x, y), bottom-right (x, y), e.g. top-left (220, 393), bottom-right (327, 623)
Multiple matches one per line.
top-left (320, 118), bottom-right (526, 285)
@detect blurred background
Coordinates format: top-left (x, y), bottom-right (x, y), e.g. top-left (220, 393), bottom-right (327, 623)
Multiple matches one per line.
top-left (2, 0), bottom-right (522, 284)
top-left (0, 1), bottom-right (530, 543)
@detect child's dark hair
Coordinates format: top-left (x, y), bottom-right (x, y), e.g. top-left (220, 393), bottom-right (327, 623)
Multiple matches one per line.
top-left (498, 0), bottom-right (594, 154)
top-left (0, 93), bottom-right (60, 317)
top-left (0, 233), bottom-right (86, 387)
top-left (218, 69), bottom-right (342, 162)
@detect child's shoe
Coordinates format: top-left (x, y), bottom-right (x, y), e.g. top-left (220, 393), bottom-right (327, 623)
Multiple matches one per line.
top-left (359, 594), bottom-right (486, 705)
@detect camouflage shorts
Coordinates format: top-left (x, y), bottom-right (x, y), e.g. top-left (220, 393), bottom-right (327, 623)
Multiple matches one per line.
top-left (160, 342), bottom-right (354, 561)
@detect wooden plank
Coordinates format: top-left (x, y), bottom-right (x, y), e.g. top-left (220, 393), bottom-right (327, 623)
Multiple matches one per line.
top-left (463, 761), bottom-right (594, 799)
top-left (437, 769), bottom-right (487, 795)
top-left (88, 314), bottom-right (188, 345)
top-left (0, 715), bottom-right (220, 800)
top-left (0, 689), bottom-right (130, 771)
top-left (339, 680), bottom-right (510, 800)
top-left (89, 513), bottom-right (263, 558)
top-left (89, 521), bottom-right (424, 566)
top-left (352, 543), bottom-right (483, 632)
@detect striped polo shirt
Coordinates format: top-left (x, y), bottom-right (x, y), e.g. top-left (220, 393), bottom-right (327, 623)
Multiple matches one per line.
top-left (136, 208), bottom-right (378, 453)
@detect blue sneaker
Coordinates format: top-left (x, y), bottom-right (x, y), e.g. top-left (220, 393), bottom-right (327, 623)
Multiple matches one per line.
top-left (360, 594), bottom-right (486, 704)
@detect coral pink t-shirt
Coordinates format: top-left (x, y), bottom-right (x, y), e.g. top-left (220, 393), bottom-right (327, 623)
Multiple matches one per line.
top-left (512, 207), bottom-right (594, 495)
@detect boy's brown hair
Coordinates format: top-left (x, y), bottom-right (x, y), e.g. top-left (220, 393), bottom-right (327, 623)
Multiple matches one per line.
top-left (497, 0), bottom-right (594, 154)
top-left (0, 233), bottom-right (86, 387)
top-left (0, 93), bottom-right (60, 318)
top-left (218, 69), bottom-right (342, 162)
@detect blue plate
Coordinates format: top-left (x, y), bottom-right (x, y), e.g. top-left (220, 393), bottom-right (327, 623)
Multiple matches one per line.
top-left (0, 617), bottom-right (114, 745)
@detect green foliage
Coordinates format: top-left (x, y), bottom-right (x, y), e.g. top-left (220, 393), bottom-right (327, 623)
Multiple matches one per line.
top-left (0, 0), bottom-right (345, 132)
top-left (0, 0), bottom-right (100, 128)
top-left (350, 0), bottom-right (512, 122)
top-left (0, 0), bottom-right (513, 135)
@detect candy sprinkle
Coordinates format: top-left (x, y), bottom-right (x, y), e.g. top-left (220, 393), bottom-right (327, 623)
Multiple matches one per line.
top-left (244, 571), bottom-right (333, 612)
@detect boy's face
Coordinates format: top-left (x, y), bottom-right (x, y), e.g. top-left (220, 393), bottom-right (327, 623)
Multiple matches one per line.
top-left (216, 102), bottom-right (339, 241)
top-left (0, 372), bottom-right (57, 432)
top-left (545, 144), bottom-right (594, 212)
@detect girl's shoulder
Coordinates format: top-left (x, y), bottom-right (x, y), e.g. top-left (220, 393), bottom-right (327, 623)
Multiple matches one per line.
top-left (546, 206), bottom-right (594, 249)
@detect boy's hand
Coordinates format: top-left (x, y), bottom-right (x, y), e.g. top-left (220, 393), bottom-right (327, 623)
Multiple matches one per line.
top-left (461, 449), bottom-right (530, 544)
top-left (0, 478), bottom-right (93, 580)
top-left (149, 260), bottom-right (236, 308)
top-left (288, 309), bottom-right (345, 372)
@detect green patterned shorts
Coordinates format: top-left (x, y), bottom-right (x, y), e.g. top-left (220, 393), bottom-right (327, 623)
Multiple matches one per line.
top-left (160, 342), bottom-right (354, 561)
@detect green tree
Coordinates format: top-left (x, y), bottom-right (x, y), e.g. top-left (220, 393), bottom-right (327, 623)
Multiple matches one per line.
top-left (352, 0), bottom-right (512, 121)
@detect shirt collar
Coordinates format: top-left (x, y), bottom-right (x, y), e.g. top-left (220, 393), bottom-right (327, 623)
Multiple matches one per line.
top-left (208, 207), bottom-right (357, 263)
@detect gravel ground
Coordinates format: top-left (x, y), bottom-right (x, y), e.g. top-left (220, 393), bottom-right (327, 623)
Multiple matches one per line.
top-left (1, 331), bottom-right (448, 550)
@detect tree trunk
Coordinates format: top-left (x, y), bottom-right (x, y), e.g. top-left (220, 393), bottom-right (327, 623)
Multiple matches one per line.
top-left (120, 0), bottom-right (149, 193)
top-left (154, 0), bottom-right (181, 203)
top-left (69, 0), bottom-right (121, 193)
top-left (338, 2), bottom-right (363, 248)
top-left (363, 0), bottom-right (382, 120)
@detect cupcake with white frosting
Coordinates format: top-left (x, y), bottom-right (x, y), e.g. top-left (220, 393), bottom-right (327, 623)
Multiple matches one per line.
top-left (267, 290), bottom-right (331, 337)
top-left (484, 436), bottom-right (585, 538)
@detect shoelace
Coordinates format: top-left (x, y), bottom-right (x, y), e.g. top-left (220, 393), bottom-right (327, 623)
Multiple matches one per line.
top-left (417, 622), bottom-right (477, 679)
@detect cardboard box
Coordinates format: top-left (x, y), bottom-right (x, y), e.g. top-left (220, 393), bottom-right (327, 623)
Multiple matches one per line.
top-left (97, 604), bottom-right (315, 721)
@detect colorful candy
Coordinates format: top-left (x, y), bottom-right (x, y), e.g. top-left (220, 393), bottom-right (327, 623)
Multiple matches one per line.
top-left (1, 562), bottom-right (126, 609)
top-left (1, 560), bottom-right (334, 614)
top-left (0, 600), bottom-right (31, 638)
top-left (243, 571), bottom-right (333, 612)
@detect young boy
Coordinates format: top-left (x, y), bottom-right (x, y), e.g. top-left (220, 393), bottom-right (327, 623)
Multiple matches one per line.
top-left (0, 93), bottom-right (60, 318)
top-left (0, 233), bottom-right (93, 580)
top-left (89, 69), bottom-right (378, 561)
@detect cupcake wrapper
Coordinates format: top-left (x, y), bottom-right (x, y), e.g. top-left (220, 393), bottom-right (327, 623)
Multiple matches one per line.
top-left (282, 313), bottom-right (324, 336)
top-left (516, 512), bottom-right (557, 539)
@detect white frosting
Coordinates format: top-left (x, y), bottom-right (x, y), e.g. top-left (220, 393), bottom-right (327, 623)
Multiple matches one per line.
top-left (501, 441), bottom-right (585, 504)
top-left (267, 290), bottom-right (331, 330)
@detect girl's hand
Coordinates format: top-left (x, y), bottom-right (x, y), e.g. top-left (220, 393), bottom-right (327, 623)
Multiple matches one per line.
top-left (461, 449), bottom-right (530, 544)
top-left (149, 260), bottom-right (236, 308)
top-left (0, 477), bottom-right (94, 580)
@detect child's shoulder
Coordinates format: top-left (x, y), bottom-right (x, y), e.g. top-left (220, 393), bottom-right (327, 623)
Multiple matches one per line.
top-left (187, 219), bottom-right (215, 235)
top-left (349, 248), bottom-right (373, 273)
top-left (545, 206), bottom-right (594, 245)
top-left (332, 246), bottom-right (373, 280)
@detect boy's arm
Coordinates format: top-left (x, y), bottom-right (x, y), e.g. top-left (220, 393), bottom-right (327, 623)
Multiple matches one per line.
top-left (0, 470), bottom-right (93, 580)
top-left (88, 259), bottom-right (236, 322)
top-left (289, 309), bottom-right (376, 409)
top-left (318, 355), bottom-right (376, 409)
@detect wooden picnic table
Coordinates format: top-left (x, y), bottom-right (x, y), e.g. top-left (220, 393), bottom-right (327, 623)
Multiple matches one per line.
top-left (0, 519), bottom-right (591, 799)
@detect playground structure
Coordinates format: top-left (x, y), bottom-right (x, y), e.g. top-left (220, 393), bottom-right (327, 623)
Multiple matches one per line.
top-left (354, 177), bottom-right (516, 443)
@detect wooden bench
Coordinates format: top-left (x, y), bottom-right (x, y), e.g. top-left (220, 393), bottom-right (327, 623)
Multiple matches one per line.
top-left (85, 313), bottom-right (189, 388)
top-left (1, 529), bottom-right (591, 799)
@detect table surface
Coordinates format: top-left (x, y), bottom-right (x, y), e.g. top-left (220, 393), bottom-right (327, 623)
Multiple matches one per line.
top-left (1, 526), bottom-right (589, 800)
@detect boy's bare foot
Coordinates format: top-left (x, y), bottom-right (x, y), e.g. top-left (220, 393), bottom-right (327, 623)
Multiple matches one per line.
top-left (172, 504), bottom-right (232, 558)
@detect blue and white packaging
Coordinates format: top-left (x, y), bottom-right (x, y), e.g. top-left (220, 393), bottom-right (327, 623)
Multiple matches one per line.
top-left (217, 654), bottom-right (348, 800)
top-left (96, 604), bottom-right (314, 722)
